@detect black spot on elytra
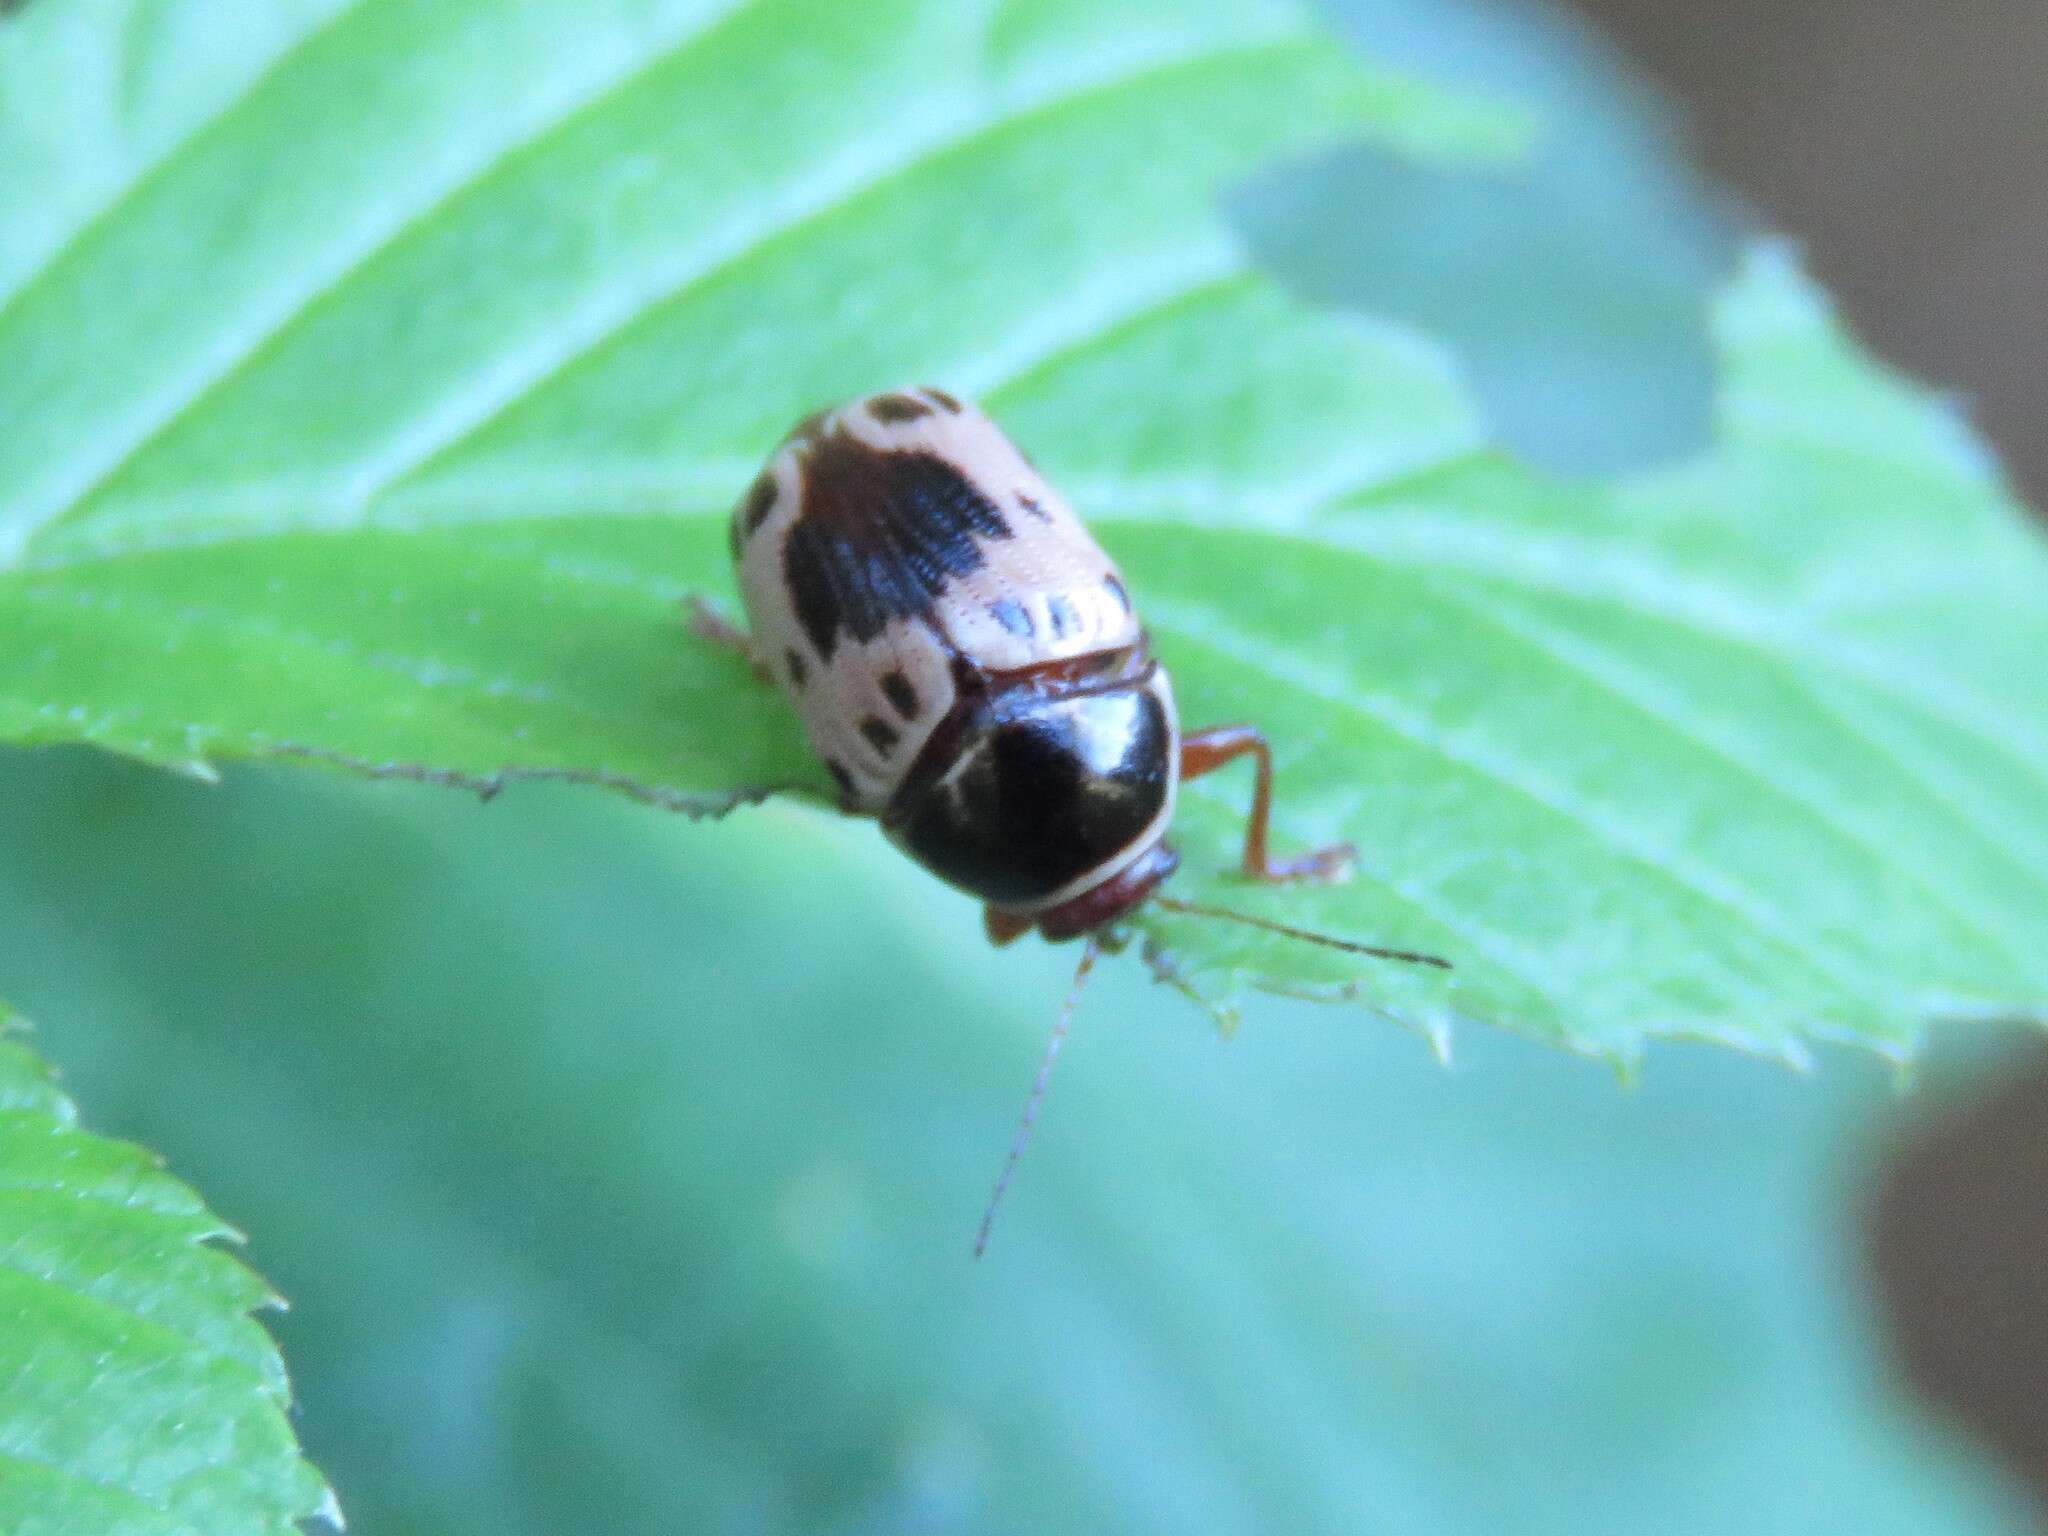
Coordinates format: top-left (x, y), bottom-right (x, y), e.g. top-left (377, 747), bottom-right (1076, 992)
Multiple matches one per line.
top-left (739, 473), bottom-right (777, 537)
top-left (861, 716), bottom-right (900, 754)
top-left (880, 669), bottom-right (920, 720)
top-left (784, 648), bottom-right (808, 687)
top-left (1018, 491), bottom-right (1050, 522)
top-left (869, 392), bottom-right (933, 423)
top-left (781, 430), bottom-right (1013, 658)
top-left (1104, 573), bottom-right (1131, 614)
top-left (1046, 594), bottom-right (1078, 638)
top-left (826, 758), bottom-right (854, 796)
top-left (989, 598), bottom-right (1033, 638)
top-left (925, 388), bottom-right (964, 413)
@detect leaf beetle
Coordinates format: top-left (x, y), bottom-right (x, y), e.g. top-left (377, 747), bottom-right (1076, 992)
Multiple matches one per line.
top-left (693, 388), bottom-right (1447, 1250)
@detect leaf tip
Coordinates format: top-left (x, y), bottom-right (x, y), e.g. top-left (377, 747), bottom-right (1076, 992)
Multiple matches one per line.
top-left (1424, 1014), bottom-right (1455, 1068)
top-left (309, 1483), bottom-right (347, 1533)
top-left (1602, 1043), bottom-right (1646, 1090)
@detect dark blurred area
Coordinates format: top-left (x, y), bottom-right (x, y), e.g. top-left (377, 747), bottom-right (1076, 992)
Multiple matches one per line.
top-left (1871, 1051), bottom-right (2048, 1509)
top-left (1568, 0), bottom-right (2048, 509)
top-left (1562, 0), bottom-right (2048, 1504)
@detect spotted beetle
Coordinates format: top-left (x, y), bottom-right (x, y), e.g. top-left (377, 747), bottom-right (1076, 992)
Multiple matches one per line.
top-left (693, 388), bottom-right (1448, 1250)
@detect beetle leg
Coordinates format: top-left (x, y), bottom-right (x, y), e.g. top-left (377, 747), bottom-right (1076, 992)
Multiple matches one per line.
top-left (1179, 725), bottom-right (1355, 884)
top-left (984, 907), bottom-right (1034, 947)
top-left (683, 594), bottom-right (771, 684)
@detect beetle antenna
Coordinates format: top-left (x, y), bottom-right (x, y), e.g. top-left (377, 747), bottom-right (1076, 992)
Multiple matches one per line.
top-left (1153, 896), bottom-right (1451, 969)
top-left (974, 935), bottom-right (1101, 1259)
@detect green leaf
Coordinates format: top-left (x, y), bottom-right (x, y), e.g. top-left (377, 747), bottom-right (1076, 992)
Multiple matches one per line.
top-left (0, 0), bottom-right (1506, 786)
top-left (1129, 248), bottom-right (2048, 1060)
top-left (1, 0), bottom-right (2043, 1060)
top-left (0, 1004), bottom-right (332, 1536)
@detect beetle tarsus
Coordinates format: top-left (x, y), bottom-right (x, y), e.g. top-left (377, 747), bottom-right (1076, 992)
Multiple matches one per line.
top-left (1251, 840), bottom-right (1357, 886)
top-left (1179, 724), bottom-right (1354, 887)
top-left (984, 907), bottom-right (1033, 947)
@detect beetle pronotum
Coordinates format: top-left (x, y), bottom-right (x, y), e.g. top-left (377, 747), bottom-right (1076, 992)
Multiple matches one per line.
top-left (693, 388), bottom-right (1448, 1252)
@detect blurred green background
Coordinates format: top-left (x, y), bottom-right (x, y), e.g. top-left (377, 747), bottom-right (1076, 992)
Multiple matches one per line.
top-left (0, 751), bottom-right (2034, 1535)
top-left (3, 0), bottom-right (2044, 1530)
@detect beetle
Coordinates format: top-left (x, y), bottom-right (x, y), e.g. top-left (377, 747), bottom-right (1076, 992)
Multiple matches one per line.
top-left (691, 387), bottom-right (1448, 1250)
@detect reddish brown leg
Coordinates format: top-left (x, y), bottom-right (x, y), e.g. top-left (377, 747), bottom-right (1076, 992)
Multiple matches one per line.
top-left (683, 595), bottom-right (771, 684)
top-left (1180, 724), bottom-right (1355, 884)
top-left (985, 908), bottom-right (1034, 947)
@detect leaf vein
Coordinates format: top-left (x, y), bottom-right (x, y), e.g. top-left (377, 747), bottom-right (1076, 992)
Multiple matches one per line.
top-left (0, 1447), bottom-right (165, 1519)
top-left (1428, 573), bottom-right (2040, 977)
top-left (357, 35), bottom-right (1313, 503)
top-left (0, 1253), bottom-right (267, 1401)
top-left (1100, 510), bottom-right (2048, 798)
top-left (1169, 781), bottom-right (1581, 1020)
top-left (1146, 599), bottom-right (1900, 1020)
top-left (28, 0), bottom-right (767, 547)
top-left (1787, 664), bottom-right (2048, 913)
top-left (0, 0), bottom-right (371, 328)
